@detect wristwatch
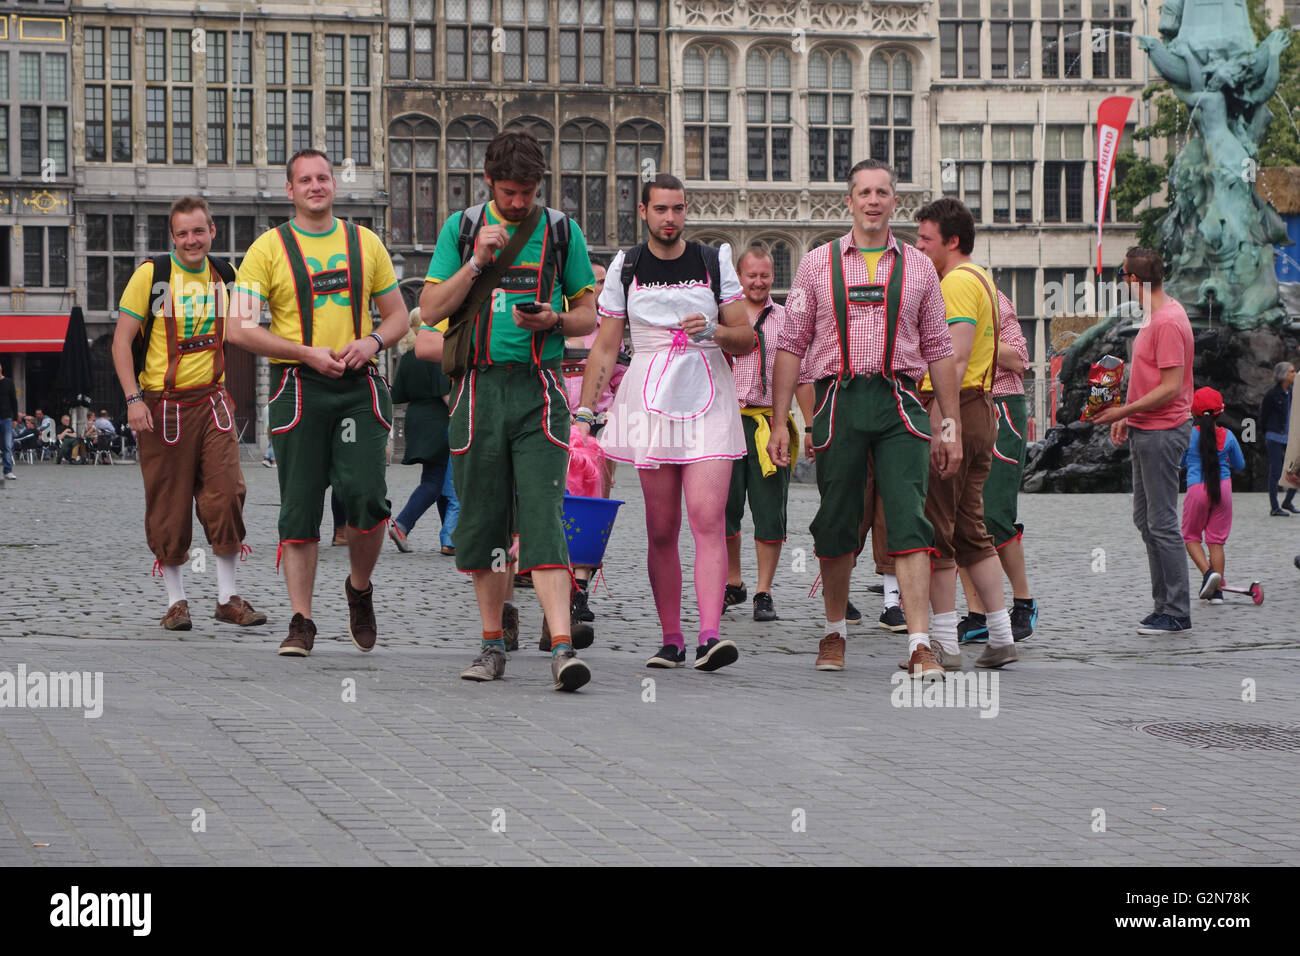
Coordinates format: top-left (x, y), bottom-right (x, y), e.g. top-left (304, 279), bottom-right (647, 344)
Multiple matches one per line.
top-left (551, 311), bottom-right (565, 333)
top-left (804, 426), bottom-right (812, 433)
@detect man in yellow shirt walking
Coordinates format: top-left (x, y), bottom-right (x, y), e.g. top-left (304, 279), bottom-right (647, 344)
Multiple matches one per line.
top-left (227, 149), bottom-right (409, 658)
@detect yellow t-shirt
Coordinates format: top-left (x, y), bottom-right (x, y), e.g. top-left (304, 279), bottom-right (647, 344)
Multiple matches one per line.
top-left (921, 263), bottom-right (996, 393)
top-left (119, 254), bottom-right (230, 391)
top-left (859, 248), bottom-right (886, 283)
top-left (235, 218), bottom-right (398, 363)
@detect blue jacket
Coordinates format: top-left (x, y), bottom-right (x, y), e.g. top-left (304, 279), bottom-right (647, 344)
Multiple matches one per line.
top-left (1181, 426), bottom-right (1245, 486)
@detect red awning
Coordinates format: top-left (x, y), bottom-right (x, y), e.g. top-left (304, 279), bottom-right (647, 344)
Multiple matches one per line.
top-left (0, 314), bottom-right (71, 352)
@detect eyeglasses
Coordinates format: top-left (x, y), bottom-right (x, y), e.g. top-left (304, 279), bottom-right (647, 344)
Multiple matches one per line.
top-left (1117, 266), bottom-right (1129, 280)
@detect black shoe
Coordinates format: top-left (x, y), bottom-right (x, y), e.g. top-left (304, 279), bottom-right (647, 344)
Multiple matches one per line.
top-left (501, 603), bottom-right (519, 652)
top-left (877, 605), bottom-right (907, 632)
top-left (571, 586), bottom-right (595, 623)
top-left (646, 644), bottom-right (686, 668)
top-left (1270, 508), bottom-right (1290, 517)
top-left (957, 611), bottom-right (988, 644)
top-left (844, 600), bottom-right (863, 624)
top-left (724, 583), bottom-right (747, 609)
top-left (866, 583), bottom-right (885, 595)
top-left (1285, 500), bottom-right (1300, 514)
top-left (693, 637), bottom-right (739, 672)
top-left (540, 617), bottom-right (594, 652)
top-left (753, 591), bottom-right (778, 622)
top-left (1009, 597), bottom-right (1038, 642)
top-left (1140, 611), bottom-right (1160, 626)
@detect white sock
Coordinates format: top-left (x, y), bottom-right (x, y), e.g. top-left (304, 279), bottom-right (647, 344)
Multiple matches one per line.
top-left (987, 608), bottom-right (1014, 647)
top-left (908, 632), bottom-right (931, 654)
top-left (931, 611), bottom-right (959, 655)
top-left (825, 618), bottom-right (846, 637)
top-left (216, 553), bottom-right (238, 605)
top-left (883, 573), bottom-right (901, 609)
top-left (162, 564), bottom-right (185, 606)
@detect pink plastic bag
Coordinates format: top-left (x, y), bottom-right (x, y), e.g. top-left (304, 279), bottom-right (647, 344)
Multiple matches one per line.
top-left (566, 431), bottom-right (607, 498)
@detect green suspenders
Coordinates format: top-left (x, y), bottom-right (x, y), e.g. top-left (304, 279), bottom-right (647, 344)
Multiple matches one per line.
top-left (275, 219), bottom-right (364, 348)
top-left (828, 240), bottom-right (905, 384)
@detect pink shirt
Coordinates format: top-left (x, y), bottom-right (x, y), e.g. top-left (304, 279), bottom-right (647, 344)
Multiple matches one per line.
top-left (777, 231), bottom-right (952, 384)
top-left (730, 297), bottom-right (805, 406)
top-left (1126, 298), bottom-right (1194, 430)
top-left (992, 290), bottom-right (1028, 398)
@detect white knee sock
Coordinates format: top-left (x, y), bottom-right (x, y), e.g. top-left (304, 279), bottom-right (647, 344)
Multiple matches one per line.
top-left (931, 611), bottom-right (959, 655)
top-left (825, 618), bottom-right (846, 637)
top-left (883, 573), bottom-right (901, 609)
top-left (162, 564), bottom-right (185, 606)
top-left (215, 553), bottom-right (237, 604)
top-left (987, 608), bottom-right (1014, 647)
top-left (908, 632), bottom-right (931, 654)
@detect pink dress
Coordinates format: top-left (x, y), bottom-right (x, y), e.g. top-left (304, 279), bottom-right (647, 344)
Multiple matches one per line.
top-left (562, 321), bottom-right (626, 414)
top-left (596, 244), bottom-right (746, 468)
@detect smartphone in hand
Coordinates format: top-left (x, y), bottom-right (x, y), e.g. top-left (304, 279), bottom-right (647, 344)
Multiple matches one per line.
top-left (515, 301), bottom-right (544, 314)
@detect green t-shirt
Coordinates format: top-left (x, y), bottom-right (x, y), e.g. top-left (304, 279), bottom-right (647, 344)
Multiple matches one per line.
top-left (425, 202), bottom-right (596, 365)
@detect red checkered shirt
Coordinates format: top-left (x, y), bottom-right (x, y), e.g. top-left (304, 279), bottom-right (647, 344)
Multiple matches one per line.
top-left (777, 230), bottom-right (952, 383)
top-left (993, 289), bottom-right (1028, 398)
top-left (730, 297), bottom-right (808, 406)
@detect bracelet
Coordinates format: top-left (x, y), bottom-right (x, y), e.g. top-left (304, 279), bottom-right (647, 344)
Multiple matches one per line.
top-left (126, 392), bottom-right (143, 407)
top-left (369, 332), bottom-right (385, 352)
top-left (690, 315), bottom-right (718, 342)
top-left (804, 426), bottom-right (812, 433)
top-left (551, 312), bottom-right (565, 334)
top-left (468, 258), bottom-right (484, 276)
top-left (573, 407), bottom-right (597, 426)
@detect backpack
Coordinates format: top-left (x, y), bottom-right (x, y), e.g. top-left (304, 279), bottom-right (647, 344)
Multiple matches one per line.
top-left (457, 203), bottom-right (570, 278)
top-left (131, 253), bottom-right (237, 379)
top-left (620, 240), bottom-right (723, 314)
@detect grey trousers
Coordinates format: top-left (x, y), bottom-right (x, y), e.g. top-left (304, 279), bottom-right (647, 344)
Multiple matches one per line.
top-left (1130, 421), bottom-right (1193, 619)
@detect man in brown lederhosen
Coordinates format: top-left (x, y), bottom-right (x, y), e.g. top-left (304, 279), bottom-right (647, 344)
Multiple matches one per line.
top-left (111, 196), bottom-right (266, 632)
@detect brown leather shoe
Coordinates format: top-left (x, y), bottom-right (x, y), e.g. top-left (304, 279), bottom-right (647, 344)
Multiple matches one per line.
top-left (214, 595), bottom-right (267, 627)
top-left (904, 644), bottom-right (945, 681)
top-left (161, 600), bottom-right (192, 631)
top-left (815, 633), bottom-right (846, 671)
top-left (279, 613), bottom-right (316, 657)
top-left (345, 576), bottom-right (376, 651)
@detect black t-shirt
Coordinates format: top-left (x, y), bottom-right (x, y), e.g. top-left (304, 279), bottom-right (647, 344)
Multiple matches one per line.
top-left (0, 378), bottom-right (16, 420)
top-left (633, 242), bottom-right (710, 288)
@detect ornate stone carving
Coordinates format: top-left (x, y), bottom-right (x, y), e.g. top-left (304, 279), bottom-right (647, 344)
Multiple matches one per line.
top-left (0, 192), bottom-right (10, 213)
top-left (808, 191), bottom-right (849, 222)
top-left (869, 4), bottom-right (923, 33)
top-left (808, 1), bottom-right (868, 31)
top-left (746, 190), bottom-right (800, 220)
top-left (679, 0), bottom-right (737, 28)
top-left (747, 1), bottom-right (797, 29)
top-left (893, 189), bottom-right (931, 221)
top-left (689, 190), bottom-right (737, 220)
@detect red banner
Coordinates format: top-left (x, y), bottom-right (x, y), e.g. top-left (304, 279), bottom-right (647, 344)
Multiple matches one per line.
top-left (1095, 95), bottom-right (1135, 274)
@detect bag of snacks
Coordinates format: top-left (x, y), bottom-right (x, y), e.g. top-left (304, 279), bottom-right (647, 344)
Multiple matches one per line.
top-left (1081, 354), bottom-right (1125, 421)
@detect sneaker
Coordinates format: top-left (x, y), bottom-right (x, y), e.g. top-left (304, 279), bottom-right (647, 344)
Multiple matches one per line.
top-left (903, 644), bottom-right (944, 682)
top-left (161, 600), bottom-right (192, 631)
top-left (975, 643), bottom-right (1019, 668)
top-left (440, 545), bottom-right (456, 556)
top-left (460, 646), bottom-right (506, 681)
top-left (1137, 613), bottom-right (1192, 634)
top-left (388, 521), bottom-right (411, 553)
top-left (877, 605), bottom-right (907, 632)
top-left (552, 648), bottom-right (591, 692)
top-left (723, 583), bottom-right (747, 609)
top-left (1198, 569), bottom-right (1223, 600)
top-left (958, 612), bottom-right (989, 644)
top-left (932, 644), bottom-right (962, 671)
top-left (1270, 508), bottom-right (1290, 517)
top-left (646, 644), bottom-right (687, 668)
top-left (572, 586), bottom-right (595, 623)
top-left (1285, 501), bottom-right (1300, 514)
top-left (694, 637), bottom-right (739, 672)
top-left (3, 473), bottom-right (15, 480)
top-left (261, 458), bottom-right (274, 468)
top-left (502, 603), bottom-right (519, 652)
top-left (1140, 611), bottom-right (1160, 626)
top-left (844, 600), bottom-right (863, 624)
top-left (1209, 591), bottom-right (1225, 605)
top-left (278, 613), bottom-right (316, 657)
top-left (753, 591), bottom-right (778, 621)
top-left (344, 576), bottom-right (377, 652)
top-left (815, 633), bottom-right (846, 671)
top-left (866, 583), bottom-right (885, 594)
top-left (540, 617), bottom-right (594, 652)
top-left (214, 595), bottom-right (267, 627)
top-left (1010, 597), bottom-right (1039, 642)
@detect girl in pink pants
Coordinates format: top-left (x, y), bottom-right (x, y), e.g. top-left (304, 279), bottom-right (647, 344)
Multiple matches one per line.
top-left (1180, 387), bottom-right (1245, 604)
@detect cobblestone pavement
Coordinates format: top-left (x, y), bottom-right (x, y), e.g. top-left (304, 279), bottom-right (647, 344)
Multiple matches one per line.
top-left (1, 460), bottom-right (1298, 865)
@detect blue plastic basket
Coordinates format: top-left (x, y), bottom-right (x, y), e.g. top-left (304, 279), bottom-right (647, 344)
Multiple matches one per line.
top-left (562, 494), bottom-right (624, 567)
